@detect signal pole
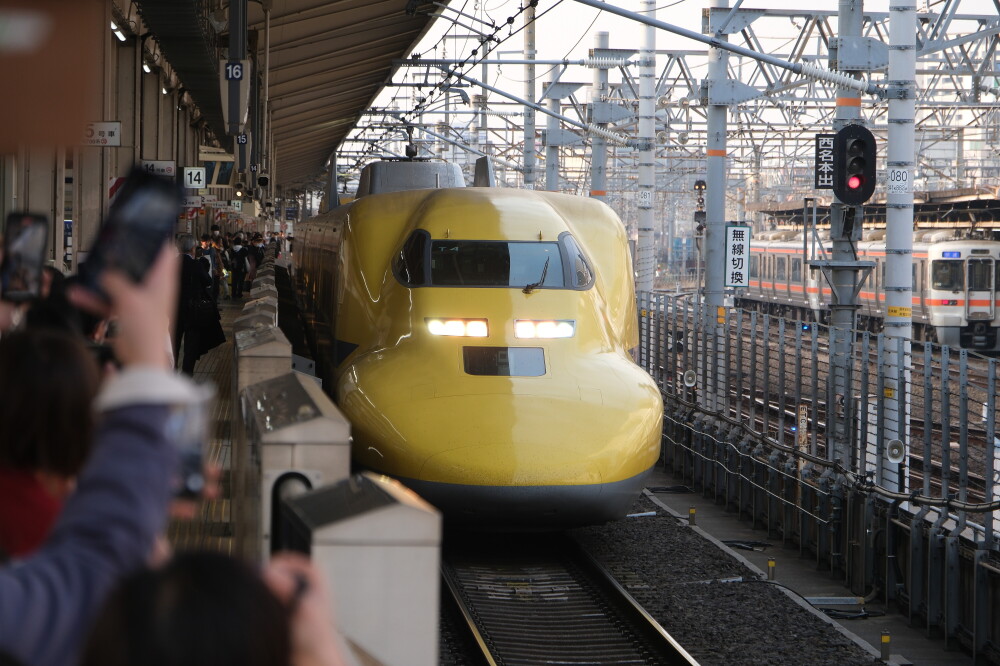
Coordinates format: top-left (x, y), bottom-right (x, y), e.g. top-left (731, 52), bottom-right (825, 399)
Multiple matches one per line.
top-left (816, 0), bottom-right (871, 472)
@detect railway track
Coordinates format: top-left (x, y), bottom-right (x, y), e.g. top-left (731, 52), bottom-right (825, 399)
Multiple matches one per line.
top-left (441, 534), bottom-right (697, 666)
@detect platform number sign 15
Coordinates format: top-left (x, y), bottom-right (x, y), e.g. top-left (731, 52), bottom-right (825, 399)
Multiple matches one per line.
top-left (225, 62), bottom-right (243, 80)
top-left (183, 167), bottom-right (206, 189)
top-left (237, 133), bottom-right (249, 145)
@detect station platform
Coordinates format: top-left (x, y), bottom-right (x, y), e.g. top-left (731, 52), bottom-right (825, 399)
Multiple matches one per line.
top-left (647, 466), bottom-right (973, 666)
top-left (167, 299), bottom-right (243, 555)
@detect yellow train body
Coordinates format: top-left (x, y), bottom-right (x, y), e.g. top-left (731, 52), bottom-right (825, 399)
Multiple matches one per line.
top-left (298, 185), bottom-right (662, 527)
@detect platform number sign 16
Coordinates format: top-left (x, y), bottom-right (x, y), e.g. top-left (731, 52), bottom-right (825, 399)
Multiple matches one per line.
top-left (225, 62), bottom-right (244, 80)
top-left (183, 167), bottom-right (206, 189)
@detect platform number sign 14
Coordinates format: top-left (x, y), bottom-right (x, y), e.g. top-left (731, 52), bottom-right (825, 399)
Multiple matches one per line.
top-left (183, 167), bottom-right (206, 189)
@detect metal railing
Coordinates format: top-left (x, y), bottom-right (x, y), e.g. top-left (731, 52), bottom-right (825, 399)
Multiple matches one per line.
top-left (637, 290), bottom-right (1000, 661)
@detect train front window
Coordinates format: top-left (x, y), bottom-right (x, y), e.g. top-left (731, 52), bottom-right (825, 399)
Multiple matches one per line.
top-left (968, 259), bottom-right (993, 291)
top-left (931, 260), bottom-right (963, 290)
top-left (392, 230), bottom-right (429, 286)
top-left (430, 241), bottom-right (564, 288)
top-left (561, 235), bottom-right (594, 288)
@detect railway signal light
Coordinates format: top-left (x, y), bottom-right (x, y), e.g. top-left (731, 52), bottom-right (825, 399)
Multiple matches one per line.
top-left (832, 124), bottom-right (876, 206)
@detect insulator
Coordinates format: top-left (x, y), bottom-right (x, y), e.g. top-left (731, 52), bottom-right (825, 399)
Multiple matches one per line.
top-left (798, 63), bottom-right (871, 94)
top-left (585, 124), bottom-right (631, 147)
top-left (581, 57), bottom-right (631, 69)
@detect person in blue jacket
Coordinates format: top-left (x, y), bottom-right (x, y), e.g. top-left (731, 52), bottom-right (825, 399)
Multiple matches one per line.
top-left (0, 243), bottom-right (202, 666)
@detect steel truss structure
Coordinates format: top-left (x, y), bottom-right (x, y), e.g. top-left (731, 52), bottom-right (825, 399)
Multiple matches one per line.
top-left (337, 1), bottom-right (1000, 239)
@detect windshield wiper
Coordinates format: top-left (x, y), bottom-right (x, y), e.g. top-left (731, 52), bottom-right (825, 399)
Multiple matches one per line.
top-left (522, 256), bottom-right (551, 294)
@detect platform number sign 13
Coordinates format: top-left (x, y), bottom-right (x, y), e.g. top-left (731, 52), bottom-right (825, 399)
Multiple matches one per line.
top-left (183, 167), bottom-right (206, 189)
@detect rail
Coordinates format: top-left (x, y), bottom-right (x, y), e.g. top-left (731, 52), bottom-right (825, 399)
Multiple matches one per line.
top-left (441, 534), bottom-right (697, 665)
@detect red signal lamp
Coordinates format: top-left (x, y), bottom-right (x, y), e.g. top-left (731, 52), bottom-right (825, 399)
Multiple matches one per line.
top-left (847, 175), bottom-right (863, 190)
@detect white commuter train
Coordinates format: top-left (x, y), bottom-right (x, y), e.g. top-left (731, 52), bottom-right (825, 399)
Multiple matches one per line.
top-left (737, 230), bottom-right (1000, 351)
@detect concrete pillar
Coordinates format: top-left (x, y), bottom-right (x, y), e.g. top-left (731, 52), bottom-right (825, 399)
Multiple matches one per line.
top-left (73, 0), bottom-right (116, 266)
top-left (116, 39), bottom-right (138, 168)
top-left (140, 71), bottom-right (159, 161)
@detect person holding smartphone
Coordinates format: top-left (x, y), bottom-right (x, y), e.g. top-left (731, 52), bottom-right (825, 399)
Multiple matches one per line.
top-left (0, 214), bottom-right (50, 336)
top-left (0, 244), bottom-right (204, 665)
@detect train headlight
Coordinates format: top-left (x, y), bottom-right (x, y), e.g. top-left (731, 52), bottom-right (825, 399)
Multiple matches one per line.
top-left (514, 319), bottom-right (576, 338)
top-left (426, 318), bottom-right (489, 337)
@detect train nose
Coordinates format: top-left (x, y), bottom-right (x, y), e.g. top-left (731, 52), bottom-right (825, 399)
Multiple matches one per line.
top-left (406, 391), bottom-right (659, 486)
top-left (409, 395), bottom-right (600, 485)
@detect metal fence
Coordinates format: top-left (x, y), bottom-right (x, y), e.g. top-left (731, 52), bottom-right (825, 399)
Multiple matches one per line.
top-left (637, 290), bottom-right (1000, 661)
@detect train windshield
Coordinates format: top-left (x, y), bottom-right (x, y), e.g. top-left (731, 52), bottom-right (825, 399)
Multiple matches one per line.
top-left (430, 241), bottom-right (566, 288)
top-left (968, 259), bottom-right (994, 291)
top-left (931, 260), bottom-right (963, 290)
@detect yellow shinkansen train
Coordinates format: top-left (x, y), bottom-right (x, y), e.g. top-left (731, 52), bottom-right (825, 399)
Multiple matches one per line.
top-left (296, 161), bottom-right (662, 528)
top-left (739, 231), bottom-right (1000, 351)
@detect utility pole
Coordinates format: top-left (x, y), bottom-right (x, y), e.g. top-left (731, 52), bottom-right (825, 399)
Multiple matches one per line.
top-left (883, 0), bottom-right (916, 494)
top-left (545, 72), bottom-right (559, 191)
top-left (590, 31), bottom-right (609, 204)
top-left (523, 3), bottom-right (536, 188)
top-left (635, 0), bottom-right (656, 292)
top-left (704, 0), bottom-right (729, 412)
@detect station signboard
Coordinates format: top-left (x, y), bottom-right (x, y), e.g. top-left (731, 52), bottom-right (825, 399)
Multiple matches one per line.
top-left (814, 133), bottom-right (835, 189)
top-left (183, 167), bottom-right (206, 189)
top-left (83, 122), bottom-right (122, 147)
top-left (140, 160), bottom-right (176, 177)
top-left (724, 224), bottom-right (751, 288)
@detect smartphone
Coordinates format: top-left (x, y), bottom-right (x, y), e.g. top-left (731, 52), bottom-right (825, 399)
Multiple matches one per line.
top-left (167, 383), bottom-right (216, 499)
top-left (1, 213), bottom-right (49, 302)
top-left (78, 166), bottom-right (182, 298)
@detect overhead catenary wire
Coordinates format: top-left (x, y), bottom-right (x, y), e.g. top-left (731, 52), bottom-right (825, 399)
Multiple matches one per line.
top-left (344, 0), bottom-right (561, 172)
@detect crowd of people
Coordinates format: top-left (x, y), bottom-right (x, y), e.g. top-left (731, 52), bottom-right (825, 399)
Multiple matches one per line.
top-left (0, 229), bottom-right (345, 666)
top-left (172, 227), bottom-right (284, 374)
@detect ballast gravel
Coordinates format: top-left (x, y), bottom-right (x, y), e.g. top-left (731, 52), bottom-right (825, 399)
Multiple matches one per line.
top-left (570, 493), bottom-right (880, 666)
top-left (439, 492), bottom-right (880, 665)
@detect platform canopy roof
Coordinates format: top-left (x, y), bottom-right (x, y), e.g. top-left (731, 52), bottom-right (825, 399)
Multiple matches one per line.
top-left (134, 0), bottom-right (440, 189)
